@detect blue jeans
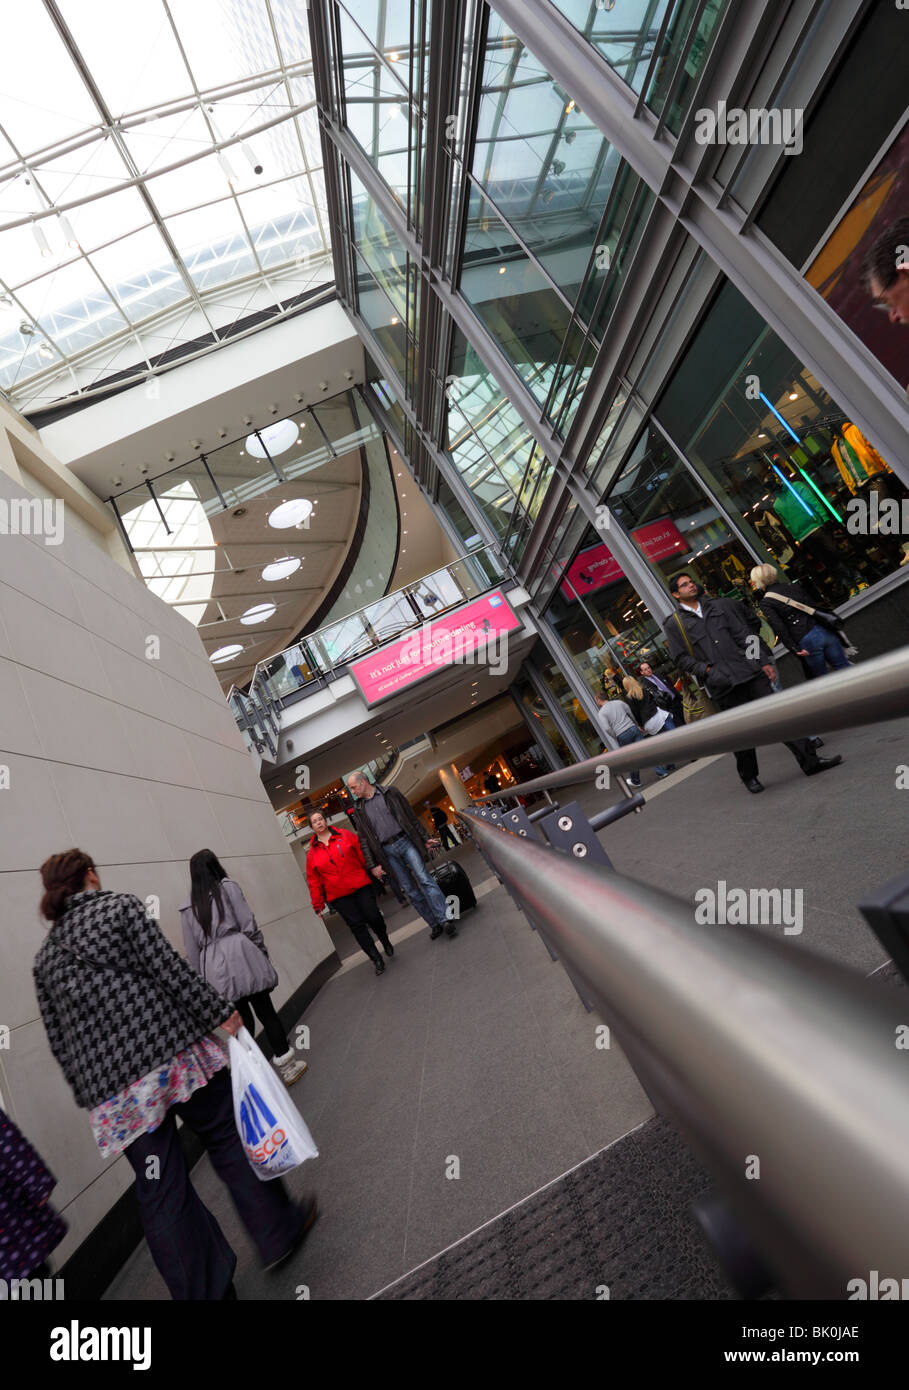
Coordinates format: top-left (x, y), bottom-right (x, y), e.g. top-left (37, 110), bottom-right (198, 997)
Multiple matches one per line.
top-left (383, 837), bottom-right (449, 929)
top-left (616, 726), bottom-right (645, 782)
top-left (801, 623), bottom-right (850, 678)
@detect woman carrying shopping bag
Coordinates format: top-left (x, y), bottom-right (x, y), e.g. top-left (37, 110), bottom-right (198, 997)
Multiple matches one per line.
top-left (181, 850), bottom-right (307, 1086)
top-left (33, 849), bottom-right (317, 1301)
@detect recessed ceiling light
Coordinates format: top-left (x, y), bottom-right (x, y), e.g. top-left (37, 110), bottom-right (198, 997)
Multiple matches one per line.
top-left (498, 266), bottom-right (506, 275)
top-left (390, 316), bottom-right (399, 325)
top-left (210, 644), bottom-right (243, 664)
top-left (389, 51), bottom-right (400, 61)
top-left (262, 557), bottom-right (302, 581)
top-left (247, 419), bottom-right (299, 457)
top-left (268, 498), bottom-right (313, 528)
top-left (240, 602), bottom-right (277, 625)
top-left (789, 392), bottom-right (798, 400)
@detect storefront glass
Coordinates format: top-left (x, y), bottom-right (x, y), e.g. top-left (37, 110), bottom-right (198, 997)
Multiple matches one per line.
top-left (656, 281), bottom-right (909, 605)
top-left (531, 649), bottom-right (603, 758)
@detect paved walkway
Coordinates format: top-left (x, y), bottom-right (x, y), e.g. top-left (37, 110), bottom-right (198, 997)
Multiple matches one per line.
top-left (104, 713), bottom-right (908, 1300)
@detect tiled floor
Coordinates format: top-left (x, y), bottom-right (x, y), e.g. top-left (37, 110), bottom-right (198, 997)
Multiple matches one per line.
top-left (104, 715), bottom-right (908, 1301)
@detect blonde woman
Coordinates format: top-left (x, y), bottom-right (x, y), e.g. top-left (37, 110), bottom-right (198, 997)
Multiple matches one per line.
top-left (749, 563), bottom-right (850, 678)
top-left (622, 676), bottom-right (677, 778)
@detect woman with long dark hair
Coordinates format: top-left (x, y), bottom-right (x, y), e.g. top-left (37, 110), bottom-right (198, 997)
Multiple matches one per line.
top-left (180, 850), bottom-right (306, 1086)
top-left (33, 849), bottom-right (317, 1300)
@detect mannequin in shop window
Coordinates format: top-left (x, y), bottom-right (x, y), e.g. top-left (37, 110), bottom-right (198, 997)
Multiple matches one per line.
top-left (758, 457), bottom-right (854, 603)
top-left (831, 422), bottom-right (909, 571)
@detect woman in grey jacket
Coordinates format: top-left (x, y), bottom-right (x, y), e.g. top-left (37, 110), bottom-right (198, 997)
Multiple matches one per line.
top-left (180, 850), bottom-right (306, 1087)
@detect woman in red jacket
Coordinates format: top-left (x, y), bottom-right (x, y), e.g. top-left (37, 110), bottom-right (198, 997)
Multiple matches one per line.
top-left (306, 812), bottom-right (393, 975)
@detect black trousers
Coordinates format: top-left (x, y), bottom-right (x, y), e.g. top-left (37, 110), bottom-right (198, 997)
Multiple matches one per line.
top-left (435, 823), bottom-right (458, 849)
top-left (329, 884), bottom-right (390, 958)
top-left (714, 672), bottom-right (815, 783)
top-left (123, 1067), bottom-right (297, 1299)
top-left (235, 990), bottom-right (287, 1056)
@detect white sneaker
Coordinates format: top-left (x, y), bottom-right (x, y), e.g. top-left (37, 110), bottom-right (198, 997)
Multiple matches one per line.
top-left (273, 1050), bottom-right (308, 1086)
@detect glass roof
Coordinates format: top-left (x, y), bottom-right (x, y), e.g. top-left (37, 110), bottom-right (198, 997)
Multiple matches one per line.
top-left (0, 0), bottom-right (332, 412)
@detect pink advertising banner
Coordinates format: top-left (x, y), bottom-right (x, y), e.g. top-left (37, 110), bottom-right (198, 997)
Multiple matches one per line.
top-left (560, 517), bottom-right (688, 599)
top-left (350, 589), bottom-right (522, 706)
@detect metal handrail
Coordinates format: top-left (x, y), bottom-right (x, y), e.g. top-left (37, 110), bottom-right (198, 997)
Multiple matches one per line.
top-left (460, 807), bottom-right (909, 1298)
top-left (476, 647), bottom-right (909, 797)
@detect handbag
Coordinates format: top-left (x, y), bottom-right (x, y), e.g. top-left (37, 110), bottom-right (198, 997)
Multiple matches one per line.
top-left (672, 612), bottom-right (718, 719)
top-left (761, 591), bottom-right (856, 655)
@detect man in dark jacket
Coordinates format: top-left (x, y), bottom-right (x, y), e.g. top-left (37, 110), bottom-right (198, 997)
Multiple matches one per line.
top-left (348, 772), bottom-right (456, 939)
top-left (663, 572), bottom-right (842, 793)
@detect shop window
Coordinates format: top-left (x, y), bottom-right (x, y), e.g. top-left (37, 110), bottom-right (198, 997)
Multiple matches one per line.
top-left (531, 649), bottom-right (605, 759)
top-left (657, 283), bottom-right (909, 605)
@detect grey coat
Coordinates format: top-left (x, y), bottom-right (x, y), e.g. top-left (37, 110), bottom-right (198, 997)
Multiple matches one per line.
top-left (180, 880), bottom-right (278, 1000)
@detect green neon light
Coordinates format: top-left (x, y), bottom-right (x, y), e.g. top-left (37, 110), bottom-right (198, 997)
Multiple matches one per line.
top-left (793, 465), bottom-right (842, 524)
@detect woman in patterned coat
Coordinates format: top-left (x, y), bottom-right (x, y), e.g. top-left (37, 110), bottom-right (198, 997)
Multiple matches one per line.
top-left (32, 848), bottom-right (317, 1300)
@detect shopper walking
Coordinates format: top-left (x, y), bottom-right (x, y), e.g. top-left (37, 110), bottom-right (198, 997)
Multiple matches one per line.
top-left (622, 675), bottom-right (677, 777)
top-left (429, 805), bottom-right (458, 850)
top-left (306, 812), bottom-right (393, 974)
top-left (0, 1109), bottom-right (67, 1283)
top-left (750, 564), bottom-right (851, 678)
top-left (181, 850), bottom-right (307, 1086)
top-left (595, 687), bottom-right (647, 789)
top-left (33, 849), bottom-right (316, 1301)
top-left (347, 771), bottom-right (455, 940)
top-left (663, 571), bottom-right (843, 793)
top-left (638, 660), bottom-right (685, 726)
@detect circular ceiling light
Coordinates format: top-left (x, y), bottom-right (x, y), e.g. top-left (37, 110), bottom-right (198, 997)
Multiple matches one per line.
top-left (240, 602), bottom-right (277, 625)
top-left (210, 644), bottom-right (244, 664)
top-left (268, 497), bottom-right (313, 528)
top-left (246, 419), bottom-right (300, 457)
top-left (261, 556), bottom-right (301, 582)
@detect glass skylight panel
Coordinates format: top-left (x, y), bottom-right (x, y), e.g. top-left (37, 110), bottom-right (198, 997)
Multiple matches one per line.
top-left (90, 227), bottom-right (185, 322)
top-left (168, 202), bottom-right (256, 289)
top-left (122, 107), bottom-right (214, 177)
top-left (17, 258), bottom-right (123, 353)
top-left (57, 0), bottom-right (193, 117)
top-left (271, 1), bottom-right (312, 63)
top-left (60, 187), bottom-right (152, 256)
top-left (167, 0), bottom-right (280, 89)
top-left (0, 3), bottom-right (100, 150)
top-left (0, 0), bottom-right (332, 409)
top-left (151, 152), bottom-right (239, 217)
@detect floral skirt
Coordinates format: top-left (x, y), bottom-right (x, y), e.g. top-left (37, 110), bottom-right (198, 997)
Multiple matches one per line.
top-left (90, 1034), bottom-right (229, 1159)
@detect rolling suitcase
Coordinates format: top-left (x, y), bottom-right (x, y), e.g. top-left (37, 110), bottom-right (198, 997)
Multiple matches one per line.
top-left (431, 858), bottom-right (477, 914)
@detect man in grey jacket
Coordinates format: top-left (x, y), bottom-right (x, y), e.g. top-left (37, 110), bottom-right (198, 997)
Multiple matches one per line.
top-left (663, 571), bottom-right (842, 792)
top-left (347, 771), bottom-right (456, 939)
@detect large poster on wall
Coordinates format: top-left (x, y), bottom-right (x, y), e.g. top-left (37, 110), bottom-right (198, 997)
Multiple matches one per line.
top-left (805, 119), bottom-right (909, 393)
top-left (350, 590), bottom-right (522, 706)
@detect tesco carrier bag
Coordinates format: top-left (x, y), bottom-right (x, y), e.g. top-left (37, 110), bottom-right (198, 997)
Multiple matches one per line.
top-left (229, 1027), bottom-right (318, 1180)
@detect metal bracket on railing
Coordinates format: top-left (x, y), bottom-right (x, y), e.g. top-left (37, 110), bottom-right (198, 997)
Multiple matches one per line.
top-left (858, 870), bottom-right (909, 987)
top-left (537, 802), bottom-right (615, 869)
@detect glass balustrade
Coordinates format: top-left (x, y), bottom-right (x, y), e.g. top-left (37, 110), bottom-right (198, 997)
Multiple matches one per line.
top-left (243, 543), bottom-right (506, 707)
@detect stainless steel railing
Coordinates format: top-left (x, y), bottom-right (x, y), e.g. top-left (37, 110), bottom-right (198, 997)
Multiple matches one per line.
top-left (475, 646), bottom-right (909, 799)
top-left (459, 806), bottom-right (909, 1299)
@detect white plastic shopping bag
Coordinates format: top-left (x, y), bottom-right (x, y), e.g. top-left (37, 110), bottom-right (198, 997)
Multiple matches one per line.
top-left (229, 1027), bottom-right (318, 1180)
